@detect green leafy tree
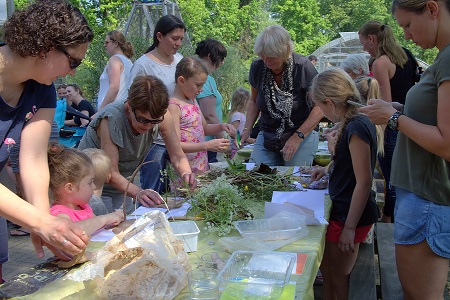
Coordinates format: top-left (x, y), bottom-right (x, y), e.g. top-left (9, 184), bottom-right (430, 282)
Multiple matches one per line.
top-left (271, 0), bottom-right (331, 56)
top-left (318, 0), bottom-right (389, 39)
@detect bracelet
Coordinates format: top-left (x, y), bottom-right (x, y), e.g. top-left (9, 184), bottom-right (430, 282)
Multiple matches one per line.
top-left (242, 128), bottom-right (249, 132)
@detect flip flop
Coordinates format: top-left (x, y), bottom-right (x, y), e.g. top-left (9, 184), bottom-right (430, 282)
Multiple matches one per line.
top-left (9, 228), bottom-right (30, 236)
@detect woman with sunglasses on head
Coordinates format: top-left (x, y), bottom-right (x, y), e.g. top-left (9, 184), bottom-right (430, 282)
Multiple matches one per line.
top-left (360, 0), bottom-right (450, 298)
top-left (0, 0), bottom-right (93, 278)
top-left (78, 75), bottom-right (195, 214)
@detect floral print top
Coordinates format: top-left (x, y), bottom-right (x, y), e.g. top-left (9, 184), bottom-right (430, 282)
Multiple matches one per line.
top-left (169, 99), bottom-right (208, 174)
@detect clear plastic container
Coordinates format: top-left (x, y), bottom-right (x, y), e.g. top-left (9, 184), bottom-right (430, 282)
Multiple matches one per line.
top-left (233, 217), bottom-right (303, 241)
top-left (217, 251), bottom-right (296, 299)
top-left (169, 221), bottom-right (200, 252)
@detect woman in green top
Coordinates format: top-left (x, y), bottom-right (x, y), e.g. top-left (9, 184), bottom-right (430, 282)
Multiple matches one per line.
top-left (195, 39), bottom-right (228, 163)
top-left (360, 0), bottom-right (450, 298)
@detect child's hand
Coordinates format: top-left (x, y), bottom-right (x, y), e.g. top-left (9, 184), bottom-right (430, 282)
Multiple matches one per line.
top-left (105, 211), bottom-right (125, 228)
top-left (221, 124), bottom-right (236, 137)
top-left (207, 139), bottom-right (230, 152)
top-left (311, 167), bottom-right (326, 181)
top-left (324, 130), bottom-right (338, 155)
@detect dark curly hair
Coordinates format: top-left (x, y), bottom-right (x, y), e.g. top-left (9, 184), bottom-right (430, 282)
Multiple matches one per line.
top-left (3, 0), bottom-right (94, 57)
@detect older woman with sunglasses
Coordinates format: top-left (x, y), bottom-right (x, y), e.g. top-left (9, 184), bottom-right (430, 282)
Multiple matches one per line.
top-left (0, 0), bottom-right (93, 278)
top-left (78, 75), bottom-right (196, 213)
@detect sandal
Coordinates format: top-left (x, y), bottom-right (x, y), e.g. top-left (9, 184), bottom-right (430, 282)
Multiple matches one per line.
top-left (9, 228), bottom-right (30, 236)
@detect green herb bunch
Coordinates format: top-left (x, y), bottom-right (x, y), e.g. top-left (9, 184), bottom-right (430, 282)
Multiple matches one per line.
top-left (189, 174), bottom-right (252, 236)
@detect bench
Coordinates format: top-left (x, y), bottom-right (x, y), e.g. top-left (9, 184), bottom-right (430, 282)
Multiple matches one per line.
top-left (349, 223), bottom-right (403, 300)
top-left (349, 240), bottom-right (377, 299)
top-left (376, 223), bottom-right (404, 300)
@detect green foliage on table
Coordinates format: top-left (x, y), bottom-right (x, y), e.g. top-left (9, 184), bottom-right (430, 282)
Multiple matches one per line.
top-left (189, 175), bottom-right (254, 236)
top-left (187, 166), bottom-right (297, 236)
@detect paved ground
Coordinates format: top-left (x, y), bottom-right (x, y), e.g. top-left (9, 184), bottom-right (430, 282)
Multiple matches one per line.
top-left (3, 223), bottom-right (54, 281)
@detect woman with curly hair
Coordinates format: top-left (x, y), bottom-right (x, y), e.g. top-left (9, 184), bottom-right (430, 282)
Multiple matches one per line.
top-left (0, 0), bottom-right (93, 279)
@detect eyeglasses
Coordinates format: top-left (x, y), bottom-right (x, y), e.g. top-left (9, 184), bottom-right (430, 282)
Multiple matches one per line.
top-left (57, 47), bottom-right (83, 69)
top-left (132, 108), bottom-right (164, 124)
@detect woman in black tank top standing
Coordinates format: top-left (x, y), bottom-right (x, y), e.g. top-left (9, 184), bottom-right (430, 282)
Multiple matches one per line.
top-left (358, 20), bottom-right (418, 223)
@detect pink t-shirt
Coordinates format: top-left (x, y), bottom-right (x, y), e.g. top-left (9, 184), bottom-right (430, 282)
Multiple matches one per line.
top-left (50, 204), bottom-right (94, 222)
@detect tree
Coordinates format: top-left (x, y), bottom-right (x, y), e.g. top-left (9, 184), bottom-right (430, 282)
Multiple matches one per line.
top-left (271, 0), bottom-right (331, 56)
top-left (318, 0), bottom-right (389, 39)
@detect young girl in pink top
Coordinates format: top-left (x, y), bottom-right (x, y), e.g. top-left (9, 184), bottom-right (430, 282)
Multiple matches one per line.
top-left (168, 57), bottom-right (235, 174)
top-left (47, 142), bottom-right (124, 236)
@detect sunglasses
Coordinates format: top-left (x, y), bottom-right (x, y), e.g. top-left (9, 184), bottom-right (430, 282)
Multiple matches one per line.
top-left (132, 108), bottom-right (164, 124)
top-left (57, 47), bottom-right (83, 69)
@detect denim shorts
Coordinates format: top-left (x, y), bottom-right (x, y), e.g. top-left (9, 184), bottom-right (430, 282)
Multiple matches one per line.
top-left (394, 187), bottom-right (450, 258)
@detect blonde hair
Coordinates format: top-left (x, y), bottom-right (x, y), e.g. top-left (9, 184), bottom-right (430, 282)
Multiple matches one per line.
top-left (358, 20), bottom-right (407, 67)
top-left (82, 148), bottom-right (112, 189)
top-left (228, 87), bottom-right (250, 122)
top-left (310, 68), bottom-right (383, 159)
top-left (354, 76), bottom-right (385, 155)
top-left (47, 142), bottom-right (93, 200)
top-left (108, 30), bottom-right (134, 59)
top-left (254, 25), bottom-right (294, 62)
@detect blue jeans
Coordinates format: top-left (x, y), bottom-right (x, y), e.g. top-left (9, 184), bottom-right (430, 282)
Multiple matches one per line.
top-left (140, 144), bottom-right (169, 194)
top-left (207, 151), bottom-right (218, 163)
top-left (378, 129), bottom-right (398, 218)
top-left (250, 130), bottom-right (319, 166)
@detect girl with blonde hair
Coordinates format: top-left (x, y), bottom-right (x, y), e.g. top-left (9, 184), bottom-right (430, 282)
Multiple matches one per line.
top-left (311, 68), bottom-right (380, 300)
top-left (228, 87), bottom-right (255, 157)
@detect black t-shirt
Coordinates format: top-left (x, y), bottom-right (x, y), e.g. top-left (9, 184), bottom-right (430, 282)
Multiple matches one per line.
top-left (389, 48), bottom-right (418, 104)
top-left (73, 99), bottom-right (96, 126)
top-left (248, 53), bottom-right (318, 133)
top-left (328, 115), bottom-right (379, 227)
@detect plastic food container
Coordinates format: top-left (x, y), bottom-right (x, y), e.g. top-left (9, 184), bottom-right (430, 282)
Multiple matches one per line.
top-left (233, 217), bottom-right (303, 241)
top-left (169, 221), bottom-right (200, 252)
top-left (217, 251), bottom-right (296, 299)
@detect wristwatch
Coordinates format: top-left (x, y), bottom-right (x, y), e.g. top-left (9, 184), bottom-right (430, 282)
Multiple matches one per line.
top-left (387, 111), bottom-right (403, 130)
top-left (296, 131), bottom-right (305, 139)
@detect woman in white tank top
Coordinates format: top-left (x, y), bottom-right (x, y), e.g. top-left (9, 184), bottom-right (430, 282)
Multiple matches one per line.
top-left (96, 30), bottom-right (133, 111)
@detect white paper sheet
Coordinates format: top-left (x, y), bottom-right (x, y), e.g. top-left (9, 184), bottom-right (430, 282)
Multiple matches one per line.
top-left (90, 228), bottom-right (116, 242)
top-left (267, 191), bottom-right (328, 225)
top-left (127, 201), bottom-right (191, 220)
top-left (90, 201), bottom-right (191, 242)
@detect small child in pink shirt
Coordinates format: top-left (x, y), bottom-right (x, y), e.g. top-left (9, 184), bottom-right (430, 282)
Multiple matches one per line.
top-left (47, 142), bottom-right (123, 236)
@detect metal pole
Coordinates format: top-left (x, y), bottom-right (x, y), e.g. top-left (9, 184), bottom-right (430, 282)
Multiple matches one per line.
top-left (7, 0), bottom-right (13, 17)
